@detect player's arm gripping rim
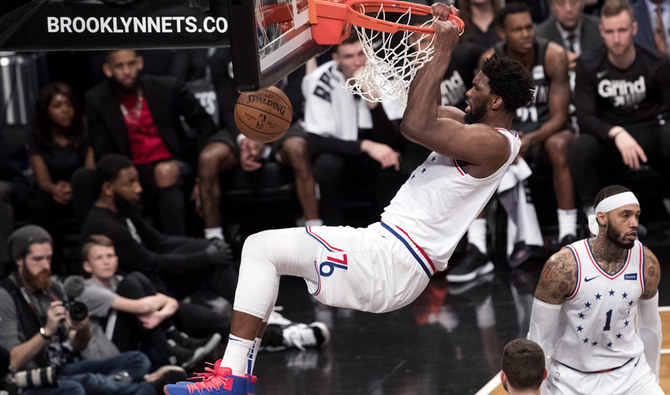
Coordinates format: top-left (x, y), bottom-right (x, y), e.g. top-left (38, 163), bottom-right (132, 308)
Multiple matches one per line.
top-left (401, 4), bottom-right (509, 174)
top-left (534, 248), bottom-right (578, 305)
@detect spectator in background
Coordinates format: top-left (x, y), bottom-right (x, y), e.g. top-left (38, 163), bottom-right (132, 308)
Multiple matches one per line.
top-left (207, 48), bottom-right (323, 231)
top-left (0, 125), bottom-right (28, 269)
top-left (79, 234), bottom-right (221, 371)
top-left (536, 0), bottom-right (604, 68)
top-left (78, 234), bottom-right (330, 366)
top-left (28, 82), bottom-right (94, 242)
top-left (410, 12), bottom-right (484, 111)
top-left (0, 225), bottom-right (159, 394)
top-left (80, 154), bottom-right (237, 302)
top-left (500, 338), bottom-right (545, 395)
top-left (481, 3), bottom-right (577, 245)
top-left (456, 0), bottom-right (504, 49)
top-left (85, 50), bottom-right (238, 239)
top-left (632, 0), bottom-right (670, 56)
top-left (536, 0), bottom-right (605, 132)
top-left (302, 32), bottom-right (427, 225)
top-left (570, 0), bottom-right (670, 217)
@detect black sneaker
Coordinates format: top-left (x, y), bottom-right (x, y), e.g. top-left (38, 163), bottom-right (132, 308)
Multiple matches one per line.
top-left (446, 243), bottom-right (494, 283)
top-left (167, 328), bottom-right (216, 349)
top-left (167, 333), bottom-right (222, 371)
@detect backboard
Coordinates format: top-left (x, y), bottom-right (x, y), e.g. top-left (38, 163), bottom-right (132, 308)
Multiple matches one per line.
top-left (229, 0), bottom-right (330, 92)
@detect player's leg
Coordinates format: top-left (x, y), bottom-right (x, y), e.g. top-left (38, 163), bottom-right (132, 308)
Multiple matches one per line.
top-left (164, 227), bottom-right (320, 395)
top-left (197, 140), bottom-right (238, 240)
top-left (276, 134), bottom-right (321, 225)
top-left (544, 129), bottom-right (577, 243)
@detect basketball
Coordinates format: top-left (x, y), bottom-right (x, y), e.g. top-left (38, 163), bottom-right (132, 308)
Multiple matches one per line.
top-left (234, 86), bottom-right (293, 143)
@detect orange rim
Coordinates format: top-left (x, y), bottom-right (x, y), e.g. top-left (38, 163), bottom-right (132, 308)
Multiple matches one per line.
top-left (345, 0), bottom-right (434, 34)
top-left (308, 0), bottom-right (465, 44)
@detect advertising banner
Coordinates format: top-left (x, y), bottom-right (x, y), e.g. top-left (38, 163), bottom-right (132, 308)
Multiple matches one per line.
top-left (0, 0), bottom-right (230, 51)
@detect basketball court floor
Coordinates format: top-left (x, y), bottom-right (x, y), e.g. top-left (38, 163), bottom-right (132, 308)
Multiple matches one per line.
top-left (246, 220), bottom-right (670, 394)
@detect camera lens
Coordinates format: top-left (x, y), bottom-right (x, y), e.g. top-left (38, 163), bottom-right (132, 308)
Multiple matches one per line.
top-left (65, 301), bottom-right (88, 322)
top-left (13, 366), bottom-right (58, 388)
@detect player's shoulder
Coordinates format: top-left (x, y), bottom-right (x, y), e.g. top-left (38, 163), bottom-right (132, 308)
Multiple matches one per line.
top-left (549, 246), bottom-right (578, 267)
top-left (643, 245), bottom-right (660, 266)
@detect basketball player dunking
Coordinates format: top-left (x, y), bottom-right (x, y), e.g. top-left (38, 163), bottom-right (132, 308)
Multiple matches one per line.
top-left (164, 4), bottom-right (534, 394)
top-left (529, 185), bottom-right (663, 394)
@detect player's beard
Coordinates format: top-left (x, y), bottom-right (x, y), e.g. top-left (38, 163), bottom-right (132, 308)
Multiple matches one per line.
top-left (464, 102), bottom-right (486, 124)
top-left (22, 267), bottom-right (52, 291)
top-left (605, 224), bottom-right (635, 249)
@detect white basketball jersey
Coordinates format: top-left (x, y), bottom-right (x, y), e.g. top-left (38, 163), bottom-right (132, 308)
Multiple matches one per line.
top-left (381, 128), bottom-right (520, 271)
top-left (552, 239), bottom-right (646, 372)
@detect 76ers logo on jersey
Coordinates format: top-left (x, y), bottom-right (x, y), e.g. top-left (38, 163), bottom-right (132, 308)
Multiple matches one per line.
top-left (319, 253), bottom-right (348, 276)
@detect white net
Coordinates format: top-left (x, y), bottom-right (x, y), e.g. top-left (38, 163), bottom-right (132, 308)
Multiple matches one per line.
top-left (345, 4), bottom-right (435, 105)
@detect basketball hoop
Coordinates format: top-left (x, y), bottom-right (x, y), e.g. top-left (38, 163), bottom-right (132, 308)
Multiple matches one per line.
top-left (308, 0), bottom-right (464, 104)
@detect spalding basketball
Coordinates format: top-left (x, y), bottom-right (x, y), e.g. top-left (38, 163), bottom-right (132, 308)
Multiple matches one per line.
top-left (234, 86), bottom-right (293, 143)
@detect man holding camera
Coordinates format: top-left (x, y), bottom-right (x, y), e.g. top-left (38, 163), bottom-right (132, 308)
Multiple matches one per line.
top-left (0, 225), bottom-right (157, 394)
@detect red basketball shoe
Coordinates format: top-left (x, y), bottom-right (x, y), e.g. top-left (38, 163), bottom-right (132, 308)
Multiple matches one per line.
top-left (163, 360), bottom-right (247, 395)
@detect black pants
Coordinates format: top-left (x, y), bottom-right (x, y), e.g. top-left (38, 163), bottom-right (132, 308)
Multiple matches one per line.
top-left (312, 143), bottom-right (428, 226)
top-left (568, 120), bottom-right (670, 206)
top-left (150, 237), bottom-right (238, 302)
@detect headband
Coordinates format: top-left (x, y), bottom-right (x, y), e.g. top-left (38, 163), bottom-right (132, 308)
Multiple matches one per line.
top-left (588, 192), bottom-right (639, 235)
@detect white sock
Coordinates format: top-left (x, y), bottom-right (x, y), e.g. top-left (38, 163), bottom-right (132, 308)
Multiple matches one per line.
top-left (205, 227), bottom-right (225, 241)
top-left (221, 335), bottom-right (254, 376)
top-left (468, 219), bottom-right (487, 254)
top-left (557, 209), bottom-right (578, 240)
top-left (304, 219), bottom-right (323, 227)
top-left (247, 337), bottom-right (263, 375)
top-left (583, 205), bottom-right (594, 218)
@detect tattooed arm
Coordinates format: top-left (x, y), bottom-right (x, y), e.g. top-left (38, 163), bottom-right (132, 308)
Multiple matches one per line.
top-left (527, 248), bottom-right (578, 359)
top-left (638, 246), bottom-right (662, 380)
top-left (534, 248), bottom-right (578, 305)
top-left (641, 247), bottom-right (661, 300)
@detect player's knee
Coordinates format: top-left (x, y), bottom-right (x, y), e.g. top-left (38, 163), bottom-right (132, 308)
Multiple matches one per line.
top-left (241, 231), bottom-right (274, 264)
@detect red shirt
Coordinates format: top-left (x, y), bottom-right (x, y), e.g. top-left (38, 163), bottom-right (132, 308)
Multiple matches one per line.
top-left (120, 95), bottom-right (172, 165)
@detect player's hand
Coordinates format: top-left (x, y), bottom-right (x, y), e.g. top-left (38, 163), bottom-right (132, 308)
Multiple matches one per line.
top-left (614, 130), bottom-right (647, 169)
top-left (361, 140), bottom-right (401, 171)
top-left (430, 4), bottom-right (462, 54)
top-left (239, 137), bottom-right (264, 172)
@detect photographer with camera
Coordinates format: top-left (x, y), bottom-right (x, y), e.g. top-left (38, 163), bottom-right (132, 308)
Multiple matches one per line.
top-left (0, 225), bottom-right (157, 394)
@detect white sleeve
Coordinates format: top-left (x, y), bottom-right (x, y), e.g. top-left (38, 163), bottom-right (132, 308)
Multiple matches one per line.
top-left (527, 298), bottom-right (562, 363)
top-left (638, 293), bottom-right (662, 382)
